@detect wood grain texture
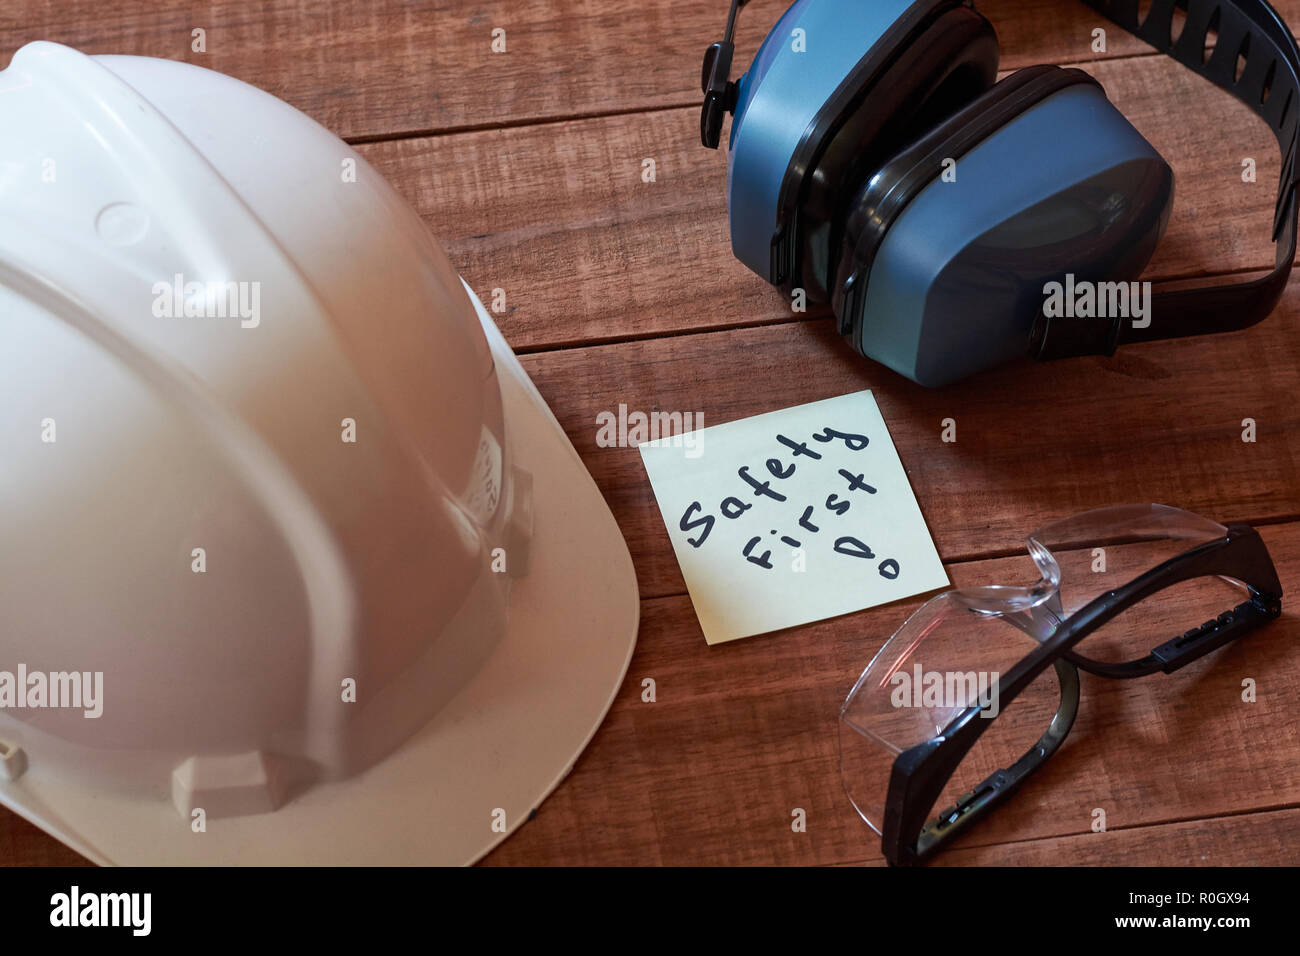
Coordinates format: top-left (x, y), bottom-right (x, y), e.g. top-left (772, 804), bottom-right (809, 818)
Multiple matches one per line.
top-left (483, 523), bottom-right (1300, 865)
top-left (362, 52), bottom-right (1282, 351)
top-left (3, 0), bottom-right (1299, 868)
top-left (0, 812), bottom-right (90, 867)
top-left (518, 294), bottom-right (1300, 600)
top-left (3, 1), bottom-right (1298, 138)
top-left (930, 806), bottom-right (1300, 866)
top-left (846, 806), bottom-right (1300, 865)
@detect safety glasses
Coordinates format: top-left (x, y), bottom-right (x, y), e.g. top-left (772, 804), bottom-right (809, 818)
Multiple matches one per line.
top-left (838, 504), bottom-right (1283, 866)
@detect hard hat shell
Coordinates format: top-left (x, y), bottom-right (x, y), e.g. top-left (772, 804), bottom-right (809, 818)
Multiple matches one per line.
top-left (0, 42), bottom-right (640, 864)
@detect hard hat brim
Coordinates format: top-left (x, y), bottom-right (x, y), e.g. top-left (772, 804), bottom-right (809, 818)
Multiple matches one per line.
top-left (0, 284), bottom-right (641, 865)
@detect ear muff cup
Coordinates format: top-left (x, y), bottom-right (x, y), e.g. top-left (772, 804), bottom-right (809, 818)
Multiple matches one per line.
top-left (831, 65), bottom-right (1175, 387)
top-left (781, 2), bottom-right (999, 302)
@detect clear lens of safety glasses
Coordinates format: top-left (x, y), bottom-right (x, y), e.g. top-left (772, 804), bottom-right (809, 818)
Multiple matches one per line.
top-left (1030, 504), bottom-right (1247, 669)
top-left (838, 584), bottom-right (1062, 836)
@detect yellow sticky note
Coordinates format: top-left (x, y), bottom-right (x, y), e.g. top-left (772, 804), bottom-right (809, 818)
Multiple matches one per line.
top-left (639, 390), bottom-right (948, 645)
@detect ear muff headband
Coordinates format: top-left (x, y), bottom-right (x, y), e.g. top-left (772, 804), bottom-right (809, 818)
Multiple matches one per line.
top-left (700, 0), bottom-right (751, 149)
top-left (1030, 0), bottom-right (1300, 360)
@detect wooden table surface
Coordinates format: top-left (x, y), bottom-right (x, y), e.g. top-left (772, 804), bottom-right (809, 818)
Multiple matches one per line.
top-left (3, 0), bottom-right (1299, 867)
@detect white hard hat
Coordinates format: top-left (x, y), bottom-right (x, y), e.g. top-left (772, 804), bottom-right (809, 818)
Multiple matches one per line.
top-left (0, 41), bottom-right (639, 865)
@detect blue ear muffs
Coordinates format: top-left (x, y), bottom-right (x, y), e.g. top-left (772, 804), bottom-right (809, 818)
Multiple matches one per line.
top-left (702, 0), bottom-right (1300, 387)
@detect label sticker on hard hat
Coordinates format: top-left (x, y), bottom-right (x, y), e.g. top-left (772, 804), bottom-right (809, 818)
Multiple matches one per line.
top-left (464, 426), bottom-right (503, 525)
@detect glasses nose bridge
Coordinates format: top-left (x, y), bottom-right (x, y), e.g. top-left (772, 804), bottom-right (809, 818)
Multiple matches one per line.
top-left (1026, 535), bottom-right (1064, 592)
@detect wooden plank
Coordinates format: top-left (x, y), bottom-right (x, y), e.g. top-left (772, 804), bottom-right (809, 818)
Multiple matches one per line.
top-left (517, 280), bottom-right (1300, 600)
top-left (0, 811), bottom-right (89, 866)
top-left (483, 521), bottom-right (1300, 865)
top-left (929, 806), bottom-right (1300, 866)
top-left (4, 1), bottom-right (1297, 139)
top-left (843, 806), bottom-right (1300, 865)
top-left (363, 52), bottom-right (1281, 351)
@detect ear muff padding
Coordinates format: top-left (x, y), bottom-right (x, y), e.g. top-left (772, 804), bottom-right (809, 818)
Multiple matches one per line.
top-left (834, 67), bottom-right (1083, 323)
top-left (783, 2), bottom-right (999, 302)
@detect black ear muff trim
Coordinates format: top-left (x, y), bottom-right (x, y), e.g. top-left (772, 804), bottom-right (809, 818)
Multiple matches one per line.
top-left (1029, 0), bottom-right (1300, 360)
top-left (832, 65), bottom-right (1105, 343)
top-left (769, 0), bottom-right (999, 302)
